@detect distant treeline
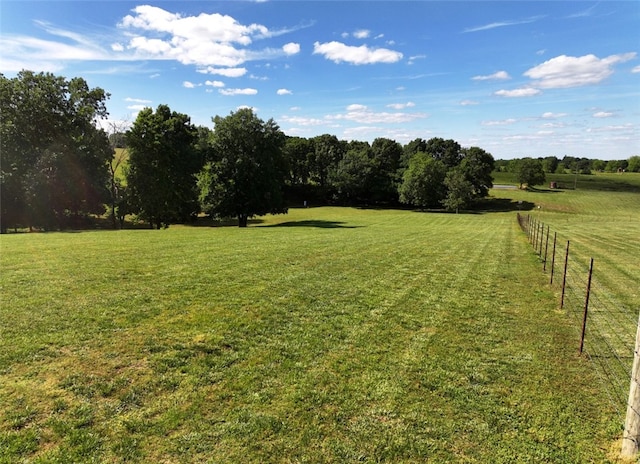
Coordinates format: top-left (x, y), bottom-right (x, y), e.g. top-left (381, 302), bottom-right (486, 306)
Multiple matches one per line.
top-left (495, 155), bottom-right (640, 175)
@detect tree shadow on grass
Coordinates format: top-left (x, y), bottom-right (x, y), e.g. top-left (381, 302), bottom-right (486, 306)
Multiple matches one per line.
top-left (475, 197), bottom-right (536, 213)
top-left (183, 217), bottom-right (265, 228)
top-left (260, 220), bottom-right (362, 229)
top-left (408, 198), bottom-right (536, 214)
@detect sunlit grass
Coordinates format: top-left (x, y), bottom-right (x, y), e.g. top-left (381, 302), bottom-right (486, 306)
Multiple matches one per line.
top-left (0, 205), bottom-right (628, 462)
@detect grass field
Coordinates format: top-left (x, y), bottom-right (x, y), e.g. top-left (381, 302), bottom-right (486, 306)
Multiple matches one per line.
top-left (2, 174), bottom-right (639, 462)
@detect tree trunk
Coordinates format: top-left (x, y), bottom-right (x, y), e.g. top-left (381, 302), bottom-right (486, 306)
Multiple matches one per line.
top-left (238, 214), bottom-right (248, 227)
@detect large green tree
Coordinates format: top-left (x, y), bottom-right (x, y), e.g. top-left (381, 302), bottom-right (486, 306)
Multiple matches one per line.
top-left (442, 167), bottom-right (474, 213)
top-left (627, 156), bottom-right (640, 173)
top-left (0, 71), bottom-right (112, 232)
top-left (459, 146), bottom-right (494, 199)
top-left (199, 108), bottom-right (288, 227)
top-left (126, 105), bottom-right (200, 228)
top-left (398, 152), bottom-right (447, 209)
top-left (424, 137), bottom-right (462, 168)
top-left (516, 158), bottom-right (546, 189)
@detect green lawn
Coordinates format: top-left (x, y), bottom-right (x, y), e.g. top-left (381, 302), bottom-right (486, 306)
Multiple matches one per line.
top-left (1, 190), bottom-right (635, 462)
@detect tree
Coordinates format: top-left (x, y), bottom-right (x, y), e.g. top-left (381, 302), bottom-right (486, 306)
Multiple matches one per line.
top-left (309, 134), bottom-right (345, 197)
top-left (442, 167), bottom-right (474, 213)
top-left (1, 71), bottom-right (112, 232)
top-left (628, 156), bottom-right (640, 173)
top-left (541, 156), bottom-right (559, 173)
top-left (515, 158), bottom-right (546, 189)
top-left (424, 137), bottom-right (462, 168)
top-left (370, 137), bottom-right (403, 203)
top-left (398, 152), bottom-right (447, 209)
top-left (459, 146), bottom-right (494, 199)
top-left (126, 105), bottom-right (200, 229)
top-left (329, 144), bottom-right (375, 205)
top-left (199, 108), bottom-right (288, 227)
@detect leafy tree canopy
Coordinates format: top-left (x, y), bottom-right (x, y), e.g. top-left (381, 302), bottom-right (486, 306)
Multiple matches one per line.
top-left (126, 104), bottom-right (201, 228)
top-left (199, 108), bottom-right (288, 227)
top-left (515, 158), bottom-right (546, 188)
top-left (0, 71), bottom-right (112, 231)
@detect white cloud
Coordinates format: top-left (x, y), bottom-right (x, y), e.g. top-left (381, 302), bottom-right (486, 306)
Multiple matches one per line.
top-left (408, 54), bottom-right (426, 65)
top-left (117, 5), bottom-right (301, 71)
top-left (494, 88), bottom-right (541, 97)
top-left (386, 102), bottom-right (415, 110)
top-left (460, 100), bottom-right (479, 106)
top-left (593, 111), bottom-right (613, 118)
top-left (632, 65), bottom-right (640, 73)
top-left (111, 43), bottom-right (124, 52)
top-left (283, 42), bottom-right (300, 55)
top-left (280, 115), bottom-right (326, 126)
top-left (205, 80), bottom-right (225, 87)
top-left (183, 81), bottom-right (197, 88)
top-left (197, 66), bottom-right (247, 77)
top-left (353, 29), bottom-right (371, 39)
top-left (277, 88), bottom-right (292, 95)
top-left (463, 16), bottom-right (545, 33)
top-left (482, 118), bottom-right (517, 126)
top-left (541, 112), bottom-right (567, 118)
top-left (127, 104), bottom-right (148, 111)
top-left (328, 104), bottom-right (427, 124)
top-left (524, 53), bottom-right (636, 89)
top-left (219, 88), bottom-right (258, 96)
top-left (313, 41), bottom-right (403, 65)
top-left (125, 97), bottom-right (152, 103)
top-left (472, 70), bottom-right (511, 81)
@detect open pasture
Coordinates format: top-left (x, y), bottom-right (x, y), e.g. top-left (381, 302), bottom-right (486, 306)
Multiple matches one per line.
top-left (1, 189), bottom-right (635, 462)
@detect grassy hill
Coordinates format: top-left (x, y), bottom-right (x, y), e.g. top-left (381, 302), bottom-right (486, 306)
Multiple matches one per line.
top-left (2, 178), bottom-right (638, 462)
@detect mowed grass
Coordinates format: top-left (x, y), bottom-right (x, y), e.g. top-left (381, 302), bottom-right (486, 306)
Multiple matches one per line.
top-left (491, 172), bottom-right (640, 312)
top-left (0, 205), bottom-right (626, 462)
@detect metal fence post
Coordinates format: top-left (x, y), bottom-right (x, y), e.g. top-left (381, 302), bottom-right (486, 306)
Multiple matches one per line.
top-left (560, 240), bottom-right (570, 309)
top-left (579, 258), bottom-right (594, 354)
top-left (549, 232), bottom-right (557, 285)
top-left (543, 226), bottom-right (550, 271)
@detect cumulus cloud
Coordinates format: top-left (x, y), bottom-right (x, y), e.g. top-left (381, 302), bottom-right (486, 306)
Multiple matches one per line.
top-left (277, 88), bottom-right (292, 95)
top-left (117, 5), bottom-right (302, 71)
top-left (313, 41), bottom-right (402, 65)
top-left (524, 53), bottom-right (636, 88)
top-left (219, 88), bottom-right (258, 96)
top-left (353, 29), bottom-right (371, 39)
top-left (593, 111), bottom-right (613, 118)
top-left (205, 80), bottom-right (225, 87)
top-left (283, 42), bottom-right (300, 55)
top-left (183, 81), bottom-right (197, 88)
top-left (494, 88), bottom-right (541, 97)
top-left (632, 65), bottom-right (640, 73)
top-left (472, 70), bottom-right (510, 81)
top-left (541, 112), bottom-right (567, 118)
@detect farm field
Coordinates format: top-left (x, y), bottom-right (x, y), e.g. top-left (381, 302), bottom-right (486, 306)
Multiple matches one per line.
top-left (2, 177), bottom-right (638, 463)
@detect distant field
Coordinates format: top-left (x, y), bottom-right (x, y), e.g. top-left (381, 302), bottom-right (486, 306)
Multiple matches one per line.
top-left (2, 180), bottom-right (638, 462)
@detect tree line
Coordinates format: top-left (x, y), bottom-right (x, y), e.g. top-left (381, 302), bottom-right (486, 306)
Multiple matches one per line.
top-left (2, 71), bottom-right (635, 231)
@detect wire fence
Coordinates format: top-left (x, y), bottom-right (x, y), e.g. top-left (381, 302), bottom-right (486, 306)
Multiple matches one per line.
top-left (516, 213), bottom-right (639, 428)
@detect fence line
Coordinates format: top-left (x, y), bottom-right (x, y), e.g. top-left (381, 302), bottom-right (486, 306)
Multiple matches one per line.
top-left (516, 213), bottom-right (640, 455)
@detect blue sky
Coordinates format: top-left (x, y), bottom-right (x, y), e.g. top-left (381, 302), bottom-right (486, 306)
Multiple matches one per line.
top-left (1, 1), bottom-right (638, 159)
